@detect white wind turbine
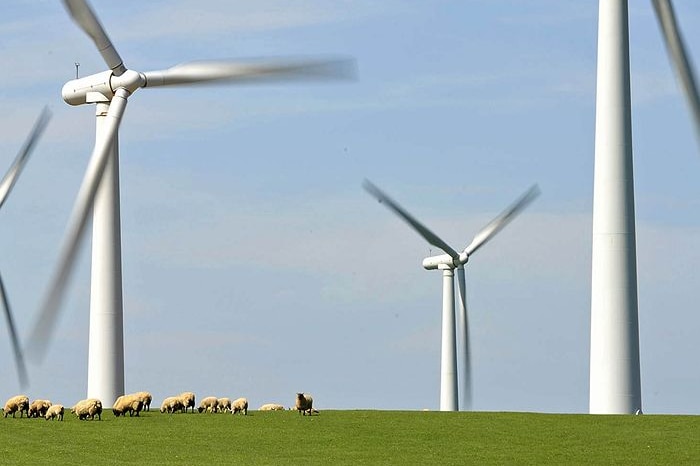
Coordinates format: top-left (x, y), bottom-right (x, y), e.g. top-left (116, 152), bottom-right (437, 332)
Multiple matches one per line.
top-left (589, 0), bottom-right (700, 414)
top-left (364, 180), bottom-right (539, 411)
top-left (26, 0), bottom-right (355, 405)
top-left (1, 107), bottom-right (51, 387)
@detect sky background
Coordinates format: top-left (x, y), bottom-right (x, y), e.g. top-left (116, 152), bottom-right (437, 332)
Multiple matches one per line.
top-left (0, 0), bottom-right (699, 414)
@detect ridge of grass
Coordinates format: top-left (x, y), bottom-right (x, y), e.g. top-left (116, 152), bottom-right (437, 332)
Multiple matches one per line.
top-left (1, 410), bottom-right (698, 465)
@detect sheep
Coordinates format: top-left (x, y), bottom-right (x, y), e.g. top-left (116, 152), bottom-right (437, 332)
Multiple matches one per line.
top-left (45, 404), bottom-right (64, 421)
top-left (258, 403), bottom-right (285, 411)
top-left (133, 391), bottom-right (152, 411)
top-left (217, 398), bottom-right (232, 413)
top-left (231, 397), bottom-right (248, 416)
top-left (3, 395), bottom-right (30, 418)
top-left (197, 396), bottom-right (219, 413)
top-left (179, 392), bottom-right (196, 413)
top-left (27, 399), bottom-right (52, 418)
top-left (71, 398), bottom-right (102, 420)
top-left (113, 394), bottom-right (144, 417)
top-left (160, 396), bottom-right (184, 414)
top-left (295, 393), bottom-right (314, 415)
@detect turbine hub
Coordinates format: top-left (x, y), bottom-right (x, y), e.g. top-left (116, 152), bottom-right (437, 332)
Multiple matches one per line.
top-left (112, 69), bottom-right (146, 94)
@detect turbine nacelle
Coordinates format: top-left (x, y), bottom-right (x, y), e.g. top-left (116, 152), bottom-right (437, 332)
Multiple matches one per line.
top-left (62, 69), bottom-right (146, 105)
top-left (422, 252), bottom-right (468, 270)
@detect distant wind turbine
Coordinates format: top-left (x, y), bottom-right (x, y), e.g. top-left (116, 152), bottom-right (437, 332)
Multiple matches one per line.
top-left (1, 107), bottom-right (51, 387)
top-left (364, 180), bottom-right (539, 411)
top-left (26, 0), bottom-right (355, 406)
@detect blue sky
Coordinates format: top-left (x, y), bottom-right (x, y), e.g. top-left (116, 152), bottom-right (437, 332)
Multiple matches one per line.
top-left (1, 0), bottom-right (699, 413)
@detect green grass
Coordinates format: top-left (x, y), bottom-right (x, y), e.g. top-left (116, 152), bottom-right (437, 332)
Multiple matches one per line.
top-left (1, 410), bottom-right (699, 465)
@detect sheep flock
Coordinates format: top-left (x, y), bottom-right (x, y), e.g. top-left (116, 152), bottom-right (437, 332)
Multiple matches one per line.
top-left (2, 392), bottom-right (318, 421)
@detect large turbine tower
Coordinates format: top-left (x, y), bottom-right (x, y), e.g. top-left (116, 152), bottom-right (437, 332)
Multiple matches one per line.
top-left (589, 0), bottom-right (641, 416)
top-left (27, 0), bottom-right (354, 406)
top-left (590, 0), bottom-right (700, 415)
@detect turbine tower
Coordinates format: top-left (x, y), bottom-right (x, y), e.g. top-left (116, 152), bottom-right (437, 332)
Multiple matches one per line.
top-left (590, 0), bottom-right (700, 415)
top-left (589, 0), bottom-right (641, 416)
top-left (27, 0), bottom-right (354, 406)
top-left (364, 180), bottom-right (539, 411)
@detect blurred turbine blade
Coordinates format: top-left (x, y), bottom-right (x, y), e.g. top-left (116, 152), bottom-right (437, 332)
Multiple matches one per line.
top-left (143, 57), bottom-right (357, 88)
top-left (463, 184), bottom-right (540, 258)
top-left (363, 179), bottom-right (459, 259)
top-left (63, 0), bottom-right (125, 75)
top-left (652, 0), bottom-right (700, 146)
top-left (456, 265), bottom-right (471, 411)
top-left (26, 91), bottom-right (129, 362)
top-left (0, 107), bottom-right (51, 210)
top-left (0, 271), bottom-right (28, 388)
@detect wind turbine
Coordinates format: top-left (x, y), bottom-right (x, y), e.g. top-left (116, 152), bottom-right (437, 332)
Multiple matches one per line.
top-left (1, 107), bottom-right (51, 388)
top-left (589, 0), bottom-right (700, 415)
top-left (364, 180), bottom-right (539, 411)
top-left (26, 0), bottom-right (355, 406)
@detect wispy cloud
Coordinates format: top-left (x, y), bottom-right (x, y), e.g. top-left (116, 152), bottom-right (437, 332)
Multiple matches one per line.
top-left (116, 0), bottom-right (389, 42)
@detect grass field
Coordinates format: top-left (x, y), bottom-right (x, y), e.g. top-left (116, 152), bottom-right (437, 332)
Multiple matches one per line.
top-left (1, 409), bottom-right (699, 465)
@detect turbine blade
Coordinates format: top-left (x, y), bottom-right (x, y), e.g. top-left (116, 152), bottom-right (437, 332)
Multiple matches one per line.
top-left (0, 107), bottom-right (51, 210)
top-left (0, 271), bottom-right (28, 388)
top-left (143, 57), bottom-right (356, 88)
top-left (652, 0), bottom-right (700, 146)
top-left (26, 90), bottom-right (130, 362)
top-left (363, 179), bottom-right (459, 259)
top-left (462, 184), bottom-right (540, 258)
top-left (63, 0), bottom-right (126, 75)
top-left (456, 266), bottom-right (471, 411)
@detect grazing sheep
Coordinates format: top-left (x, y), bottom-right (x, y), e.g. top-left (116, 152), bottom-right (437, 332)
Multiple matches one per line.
top-left (71, 398), bottom-right (102, 420)
top-left (295, 393), bottom-right (314, 415)
top-left (178, 392), bottom-right (196, 413)
top-left (133, 391), bottom-right (152, 411)
top-left (231, 397), bottom-right (248, 416)
top-left (45, 404), bottom-right (64, 421)
top-left (3, 395), bottom-right (30, 418)
top-left (28, 399), bottom-right (52, 418)
top-left (197, 396), bottom-right (219, 413)
top-left (160, 396), bottom-right (184, 414)
top-left (217, 398), bottom-right (232, 413)
top-left (113, 394), bottom-right (144, 417)
top-left (258, 403), bottom-right (285, 411)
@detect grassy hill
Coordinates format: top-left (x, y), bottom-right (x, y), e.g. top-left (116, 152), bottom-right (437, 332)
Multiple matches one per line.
top-left (1, 410), bottom-right (698, 465)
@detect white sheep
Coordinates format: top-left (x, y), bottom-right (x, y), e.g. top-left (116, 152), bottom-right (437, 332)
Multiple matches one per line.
top-left (217, 398), bottom-right (232, 413)
top-left (295, 393), bottom-right (314, 415)
top-left (3, 395), bottom-right (30, 418)
top-left (45, 404), bottom-right (64, 421)
top-left (71, 398), bottom-right (102, 420)
top-left (231, 397), bottom-right (248, 416)
top-left (28, 399), bottom-right (52, 418)
top-left (198, 396), bottom-right (218, 413)
top-left (113, 394), bottom-right (144, 417)
top-left (179, 392), bottom-right (196, 413)
top-left (258, 403), bottom-right (285, 411)
top-left (132, 391), bottom-right (152, 411)
top-left (160, 396), bottom-right (184, 414)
